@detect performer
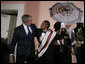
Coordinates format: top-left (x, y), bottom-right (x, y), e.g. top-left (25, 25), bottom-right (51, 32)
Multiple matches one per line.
top-left (74, 23), bottom-right (84, 63)
top-left (35, 20), bottom-right (56, 63)
top-left (53, 22), bottom-right (72, 63)
top-left (9, 14), bottom-right (37, 63)
top-left (66, 24), bottom-right (77, 63)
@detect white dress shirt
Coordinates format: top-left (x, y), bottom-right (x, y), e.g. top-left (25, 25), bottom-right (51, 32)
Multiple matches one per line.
top-left (56, 39), bottom-right (64, 45)
top-left (40, 32), bottom-right (46, 42)
top-left (39, 30), bottom-right (48, 42)
top-left (23, 23), bottom-right (32, 35)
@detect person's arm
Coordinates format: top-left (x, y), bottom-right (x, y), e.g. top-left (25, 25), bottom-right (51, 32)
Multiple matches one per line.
top-left (32, 24), bottom-right (39, 55)
top-left (9, 28), bottom-right (18, 63)
top-left (34, 37), bottom-right (38, 55)
top-left (31, 24), bottom-right (38, 37)
top-left (71, 30), bottom-right (76, 46)
top-left (71, 46), bottom-right (75, 55)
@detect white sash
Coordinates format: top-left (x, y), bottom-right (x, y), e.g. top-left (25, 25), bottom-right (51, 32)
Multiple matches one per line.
top-left (38, 31), bottom-right (51, 52)
top-left (38, 31), bottom-right (56, 58)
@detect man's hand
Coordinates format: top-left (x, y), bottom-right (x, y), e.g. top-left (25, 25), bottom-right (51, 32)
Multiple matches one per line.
top-left (35, 49), bottom-right (38, 55)
top-left (24, 61), bottom-right (27, 63)
top-left (9, 55), bottom-right (15, 63)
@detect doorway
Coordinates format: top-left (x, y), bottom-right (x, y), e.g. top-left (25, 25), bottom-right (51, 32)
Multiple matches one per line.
top-left (1, 10), bottom-right (18, 45)
top-left (1, 10), bottom-right (18, 63)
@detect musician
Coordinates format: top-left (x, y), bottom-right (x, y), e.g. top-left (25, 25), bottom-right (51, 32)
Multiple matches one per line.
top-left (64, 24), bottom-right (76, 63)
top-left (53, 22), bottom-right (72, 63)
top-left (35, 20), bottom-right (55, 63)
top-left (74, 23), bottom-right (84, 63)
top-left (65, 24), bottom-right (79, 63)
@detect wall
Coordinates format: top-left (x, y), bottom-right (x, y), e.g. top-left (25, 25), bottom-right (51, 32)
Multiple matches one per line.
top-left (24, 1), bottom-right (40, 26)
top-left (1, 1), bottom-right (39, 27)
top-left (1, 1), bottom-right (25, 3)
top-left (1, 1), bottom-right (84, 30)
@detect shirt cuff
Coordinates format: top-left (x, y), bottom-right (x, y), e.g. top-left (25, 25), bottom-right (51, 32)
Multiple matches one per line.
top-left (71, 40), bottom-right (76, 46)
top-left (10, 54), bottom-right (14, 56)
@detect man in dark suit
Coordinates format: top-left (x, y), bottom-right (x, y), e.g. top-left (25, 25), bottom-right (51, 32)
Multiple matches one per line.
top-left (9, 14), bottom-right (37, 63)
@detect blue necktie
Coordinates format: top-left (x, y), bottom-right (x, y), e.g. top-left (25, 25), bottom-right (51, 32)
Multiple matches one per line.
top-left (27, 26), bottom-right (32, 40)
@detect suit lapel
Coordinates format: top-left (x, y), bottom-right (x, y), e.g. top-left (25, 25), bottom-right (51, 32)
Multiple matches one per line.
top-left (30, 24), bottom-right (34, 37)
top-left (20, 24), bottom-right (35, 39)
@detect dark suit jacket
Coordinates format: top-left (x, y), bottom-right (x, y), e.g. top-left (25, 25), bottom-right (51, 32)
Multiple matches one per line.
top-left (10, 24), bottom-right (37, 57)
